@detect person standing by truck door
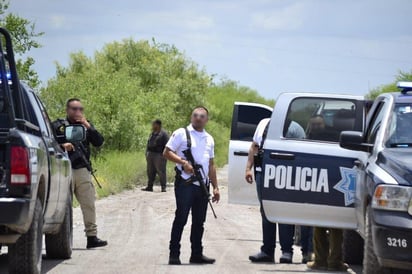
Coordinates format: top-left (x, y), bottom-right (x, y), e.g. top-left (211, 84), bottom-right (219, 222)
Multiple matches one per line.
top-left (53, 98), bottom-right (108, 249)
top-left (246, 118), bottom-right (312, 263)
top-left (142, 119), bottom-right (169, 192)
top-left (163, 106), bottom-right (220, 265)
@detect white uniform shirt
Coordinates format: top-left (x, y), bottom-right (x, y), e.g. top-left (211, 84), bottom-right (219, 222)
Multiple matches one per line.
top-left (166, 124), bottom-right (215, 185)
top-left (253, 118), bottom-right (270, 145)
top-left (253, 118), bottom-right (306, 145)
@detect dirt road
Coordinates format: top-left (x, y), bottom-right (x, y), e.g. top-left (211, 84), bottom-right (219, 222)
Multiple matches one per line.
top-left (0, 167), bottom-right (361, 273)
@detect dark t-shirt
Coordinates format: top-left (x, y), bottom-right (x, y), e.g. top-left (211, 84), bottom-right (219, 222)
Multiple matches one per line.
top-left (147, 129), bottom-right (169, 153)
top-left (52, 118), bottom-right (104, 169)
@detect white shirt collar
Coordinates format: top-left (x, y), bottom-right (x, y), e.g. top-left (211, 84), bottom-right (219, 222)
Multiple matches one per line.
top-left (187, 124), bottom-right (206, 137)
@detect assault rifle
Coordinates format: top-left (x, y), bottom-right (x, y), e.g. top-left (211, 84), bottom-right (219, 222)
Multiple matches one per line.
top-left (182, 127), bottom-right (217, 219)
top-left (75, 142), bottom-right (103, 189)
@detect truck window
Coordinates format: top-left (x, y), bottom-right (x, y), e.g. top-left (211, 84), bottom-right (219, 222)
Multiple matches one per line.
top-left (285, 98), bottom-right (358, 142)
top-left (31, 93), bottom-right (54, 137)
top-left (231, 104), bottom-right (272, 141)
top-left (20, 87), bottom-right (41, 136)
top-left (27, 91), bottom-right (51, 137)
top-left (366, 102), bottom-right (385, 144)
top-left (385, 103), bottom-right (412, 147)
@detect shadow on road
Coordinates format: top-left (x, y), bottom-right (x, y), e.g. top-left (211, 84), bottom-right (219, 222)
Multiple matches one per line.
top-left (41, 256), bottom-right (65, 274)
top-left (0, 251), bottom-right (67, 274)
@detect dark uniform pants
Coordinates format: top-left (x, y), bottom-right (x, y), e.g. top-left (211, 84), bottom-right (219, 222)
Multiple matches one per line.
top-left (313, 227), bottom-right (343, 267)
top-left (169, 178), bottom-right (208, 257)
top-left (146, 151), bottom-right (167, 188)
top-left (255, 172), bottom-right (295, 256)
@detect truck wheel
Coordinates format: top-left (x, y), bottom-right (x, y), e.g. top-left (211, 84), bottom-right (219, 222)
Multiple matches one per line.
top-left (45, 194), bottom-right (73, 259)
top-left (342, 229), bottom-right (364, 265)
top-left (363, 205), bottom-right (388, 274)
top-left (8, 198), bottom-right (43, 274)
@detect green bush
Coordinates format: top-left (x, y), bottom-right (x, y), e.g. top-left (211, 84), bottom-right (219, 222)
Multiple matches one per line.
top-left (41, 38), bottom-right (275, 198)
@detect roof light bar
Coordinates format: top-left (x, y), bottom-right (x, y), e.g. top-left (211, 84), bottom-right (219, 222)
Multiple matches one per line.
top-left (397, 81), bottom-right (412, 94)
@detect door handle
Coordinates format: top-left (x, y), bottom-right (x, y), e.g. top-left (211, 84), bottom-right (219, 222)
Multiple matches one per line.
top-left (55, 153), bottom-right (64, 159)
top-left (234, 151), bottom-right (249, 156)
top-left (270, 152), bottom-right (295, 160)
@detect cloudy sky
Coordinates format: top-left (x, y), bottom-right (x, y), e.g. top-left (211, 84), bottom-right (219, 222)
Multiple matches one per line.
top-left (9, 0), bottom-right (412, 99)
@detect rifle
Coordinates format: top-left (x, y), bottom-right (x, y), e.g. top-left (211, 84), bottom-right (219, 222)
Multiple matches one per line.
top-left (182, 128), bottom-right (217, 219)
top-left (75, 142), bottom-right (103, 189)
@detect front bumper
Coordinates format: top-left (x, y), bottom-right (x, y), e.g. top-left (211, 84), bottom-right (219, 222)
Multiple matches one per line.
top-left (0, 197), bottom-right (30, 225)
top-left (372, 209), bottom-right (412, 270)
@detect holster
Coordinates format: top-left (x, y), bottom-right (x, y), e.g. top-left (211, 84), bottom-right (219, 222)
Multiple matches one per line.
top-left (174, 167), bottom-right (194, 185)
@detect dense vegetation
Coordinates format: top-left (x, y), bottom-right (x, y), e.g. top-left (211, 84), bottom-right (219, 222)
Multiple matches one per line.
top-left (41, 39), bottom-right (273, 195)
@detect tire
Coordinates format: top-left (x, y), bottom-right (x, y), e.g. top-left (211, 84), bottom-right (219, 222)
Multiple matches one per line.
top-left (342, 229), bottom-right (364, 265)
top-left (363, 205), bottom-right (389, 274)
top-left (45, 194), bottom-right (73, 259)
top-left (8, 198), bottom-right (43, 274)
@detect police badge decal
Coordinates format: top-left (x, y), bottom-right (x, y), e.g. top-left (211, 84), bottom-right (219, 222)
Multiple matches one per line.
top-left (333, 167), bottom-right (357, 206)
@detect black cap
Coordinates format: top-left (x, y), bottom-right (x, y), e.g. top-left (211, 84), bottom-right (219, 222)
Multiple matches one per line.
top-left (152, 119), bottom-right (162, 126)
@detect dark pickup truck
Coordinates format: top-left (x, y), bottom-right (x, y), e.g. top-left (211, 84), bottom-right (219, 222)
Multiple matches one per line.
top-left (0, 28), bottom-right (84, 273)
top-left (340, 82), bottom-right (412, 273)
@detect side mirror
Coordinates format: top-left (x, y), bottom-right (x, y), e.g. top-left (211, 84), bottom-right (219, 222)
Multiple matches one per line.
top-left (339, 131), bottom-right (372, 152)
top-left (65, 125), bottom-right (86, 143)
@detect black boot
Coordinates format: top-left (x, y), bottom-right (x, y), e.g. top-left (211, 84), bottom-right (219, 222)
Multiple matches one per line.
top-left (87, 236), bottom-right (108, 249)
top-left (141, 186), bottom-right (153, 192)
top-left (189, 255), bottom-right (216, 264)
top-left (168, 255), bottom-right (181, 265)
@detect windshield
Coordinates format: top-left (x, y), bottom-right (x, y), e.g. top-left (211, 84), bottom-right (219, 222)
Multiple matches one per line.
top-left (386, 103), bottom-right (412, 148)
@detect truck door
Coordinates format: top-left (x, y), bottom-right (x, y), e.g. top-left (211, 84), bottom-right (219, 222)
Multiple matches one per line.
top-left (228, 102), bottom-right (272, 205)
top-left (261, 95), bottom-right (365, 229)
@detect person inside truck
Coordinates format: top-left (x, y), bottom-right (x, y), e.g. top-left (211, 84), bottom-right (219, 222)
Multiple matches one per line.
top-left (306, 115), bottom-right (339, 142)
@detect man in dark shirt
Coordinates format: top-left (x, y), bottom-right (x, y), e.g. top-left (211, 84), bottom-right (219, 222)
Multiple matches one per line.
top-left (307, 115), bottom-right (339, 142)
top-left (142, 119), bottom-right (169, 192)
top-left (53, 98), bottom-right (107, 249)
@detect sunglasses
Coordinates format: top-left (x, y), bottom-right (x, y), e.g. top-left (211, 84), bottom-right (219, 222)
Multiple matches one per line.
top-left (69, 107), bottom-right (84, 112)
top-left (192, 113), bottom-right (207, 119)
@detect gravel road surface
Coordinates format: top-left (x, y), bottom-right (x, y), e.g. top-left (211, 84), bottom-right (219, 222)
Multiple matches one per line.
top-left (0, 167), bottom-right (361, 273)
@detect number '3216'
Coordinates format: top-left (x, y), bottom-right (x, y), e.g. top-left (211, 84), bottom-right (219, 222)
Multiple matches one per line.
top-left (387, 237), bottom-right (408, 248)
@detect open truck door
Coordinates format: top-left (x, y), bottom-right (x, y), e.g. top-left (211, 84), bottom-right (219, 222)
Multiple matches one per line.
top-left (228, 102), bottom-right (272, 205)
top-left (260, 94), bottom-right (367, 229)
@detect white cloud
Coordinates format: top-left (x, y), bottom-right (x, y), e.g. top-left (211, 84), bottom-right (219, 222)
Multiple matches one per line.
top-left (250, 2), bottom-right (305, 31)
top-left (136, 10), bottom-right (215, 31)
top-left (49, 15), bottom-right (67, 29)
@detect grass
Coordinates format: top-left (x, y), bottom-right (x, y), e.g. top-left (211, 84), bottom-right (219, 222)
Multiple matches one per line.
top-left (92, 150), bottom-right (147, 197)
top-left (72, 136), bottom-right (230, 206)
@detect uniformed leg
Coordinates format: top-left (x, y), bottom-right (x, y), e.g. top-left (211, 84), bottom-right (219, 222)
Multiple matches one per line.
top-left (73, 168), bottom-right (97, 236)
top-left (327, 228), bottom-right (343, 268)
top-left (301, 226), bottom-right (314, 255)
top-left (255, 172), bottom-right (276, 257)
top-left (146, 153), bottom-right (156, 189)
top-left (190, 186), bottom-right (208, 257)
top-left (279, 224), bottom-right (295, 254)
top-left (313, 227), bottom-right (328, 266)
top-left (169, 180), bottom-right (194, 257)
top-left (153, 153), bottom-right (167, 189)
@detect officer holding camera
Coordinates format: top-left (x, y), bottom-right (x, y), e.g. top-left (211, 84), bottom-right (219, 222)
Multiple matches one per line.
top-left (53, 98), bottom-right (107, 249)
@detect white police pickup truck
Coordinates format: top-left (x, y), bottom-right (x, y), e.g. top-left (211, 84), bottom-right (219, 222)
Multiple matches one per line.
top-left (229, 86), bottom-right (412, 273)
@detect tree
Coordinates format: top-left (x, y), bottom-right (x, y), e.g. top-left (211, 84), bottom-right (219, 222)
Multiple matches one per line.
top-left (0, 0), bottom-right (44, 87)
top-left (367, 70), bottom-right (412, 99)
top-left (42, 39), bottom-right (210, 151)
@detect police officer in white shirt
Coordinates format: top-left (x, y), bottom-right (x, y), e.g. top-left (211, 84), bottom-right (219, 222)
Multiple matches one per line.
top-left (245, 118), bottom-right (312, 264)
top-left (163, 106), bottom-right (220, 265)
